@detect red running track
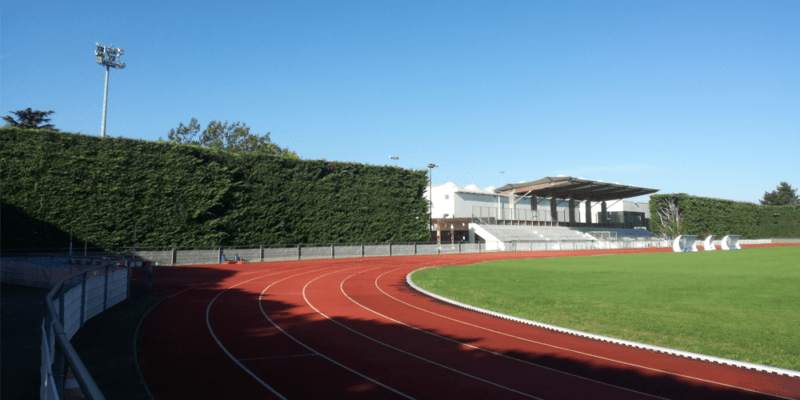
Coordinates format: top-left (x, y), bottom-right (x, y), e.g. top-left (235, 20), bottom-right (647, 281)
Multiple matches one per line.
top-left (137, 246), bottom-right (800, 399)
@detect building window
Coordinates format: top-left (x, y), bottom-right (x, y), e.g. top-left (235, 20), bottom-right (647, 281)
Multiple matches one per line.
top-left (445, 194), bottom-right (449, 199)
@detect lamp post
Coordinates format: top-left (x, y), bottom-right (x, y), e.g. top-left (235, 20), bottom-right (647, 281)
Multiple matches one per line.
top-left (427, 163), bottom-right (437, 242)
top-left (94, 43), bottom-right (126, 137)
top-left (389, 156), bottom-right (399, 166)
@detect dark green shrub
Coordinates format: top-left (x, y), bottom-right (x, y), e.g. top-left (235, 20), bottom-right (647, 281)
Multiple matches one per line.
top-left (0, 128), bottom-right (429, 249)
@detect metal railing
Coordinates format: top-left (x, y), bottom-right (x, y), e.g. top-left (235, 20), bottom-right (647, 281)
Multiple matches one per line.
top-left (119, 239), bottom-right (674, 266)
top-left (471, 206), bottom-right (579, 225)
top-left (40, 260), bottom-right (130, 400)
top-left (1, 255), bottom-right (125, 289)
top-left (586, 231), bottom-right (619, 241)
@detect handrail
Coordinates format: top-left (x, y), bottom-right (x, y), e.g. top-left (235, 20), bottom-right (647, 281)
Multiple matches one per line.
top-left (41, 259), bottom-right (129, 400)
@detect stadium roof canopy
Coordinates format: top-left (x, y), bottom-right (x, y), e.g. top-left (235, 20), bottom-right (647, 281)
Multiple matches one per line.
top-left (495, 176), bottom-right (659, 202)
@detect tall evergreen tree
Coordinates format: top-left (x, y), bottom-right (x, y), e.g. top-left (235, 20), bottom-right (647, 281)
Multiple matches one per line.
top-left (2, 108), bottom-right (57, 130)
top-left (760, 182), bottom-right (799, 205)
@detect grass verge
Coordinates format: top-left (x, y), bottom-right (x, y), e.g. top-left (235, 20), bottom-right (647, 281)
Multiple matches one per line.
top-left (411, 246), bottom-right (800, 371)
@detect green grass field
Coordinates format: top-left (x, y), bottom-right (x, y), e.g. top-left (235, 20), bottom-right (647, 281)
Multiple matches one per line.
top-left (412, 246), bottom-right (800, 371)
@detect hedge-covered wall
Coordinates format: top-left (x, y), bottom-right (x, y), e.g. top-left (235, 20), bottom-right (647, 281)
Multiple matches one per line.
top-left (0, 128), bottom-right (430, 249)
top-left (649, 193), bottom-right (800, 239)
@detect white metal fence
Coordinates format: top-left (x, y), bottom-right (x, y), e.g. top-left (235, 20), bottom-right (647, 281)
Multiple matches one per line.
top-left (39, 260), bottom-right (130, 400)
top-left (1, 256), bottom-right (117, 289)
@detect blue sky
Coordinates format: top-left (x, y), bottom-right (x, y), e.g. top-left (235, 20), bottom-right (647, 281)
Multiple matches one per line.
top-left (2, 1), bottom-right (798, 203)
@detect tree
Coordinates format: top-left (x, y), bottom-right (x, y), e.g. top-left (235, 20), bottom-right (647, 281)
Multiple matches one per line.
top-left (3, 108), bottom-right (57, 130)
top-left (165, 118), bottom-right (297, 157)
top-left (653, 196), bottom-right (683, 238)
top-left (760, 182), bottom-right (800, 205)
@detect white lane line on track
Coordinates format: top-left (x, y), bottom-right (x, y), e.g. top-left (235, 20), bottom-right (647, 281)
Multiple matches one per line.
top-left (388, 268), bottom-right (797, 400)
top-left (165, 265), bottom-right (300, 298)
top-left (338, 269), bottom-right (670, 400)
top-left (238, 354), bottom-right (319, 361)
top-left (204, 265), bottom-right (332, 400)
top-left (256, 265), bottom-right (417, 400)
top-left (302, 267), bottom-right (544, 400)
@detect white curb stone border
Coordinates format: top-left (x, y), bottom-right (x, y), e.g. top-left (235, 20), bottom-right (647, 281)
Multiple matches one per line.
top-left (406, 268), bottom-right (800, 379)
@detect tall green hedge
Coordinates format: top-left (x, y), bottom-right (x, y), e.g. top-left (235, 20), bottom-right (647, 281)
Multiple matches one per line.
top-left (649, 194), bottom-right (800, 239)
top-left (0, 128), bottom-right (430, 249)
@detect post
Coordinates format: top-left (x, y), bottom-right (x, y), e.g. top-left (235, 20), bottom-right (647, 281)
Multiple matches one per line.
top-left (427, 163), bottom-right (437, 243)
top-left (103, 265), bottom-right (109, 311)
top-left (260, 245), bottom-right (264, 262)
top-left (361, 243), bottom-right (365, 257)
top-left (170, 247), bottom-right (176, 266)
top-left (126, 261), bottom-right (132, 297)
top-left (297, 244), bottom-right (302, 260)
top-left (585, 198), bottom-right (592, 226)
top-left (601, 201), bottom-right (608, 227)
top-left (331, 243), bottom-right (334, 259)
top-left (84, 220), bottom-right (88, 256)
top-left (133, 223), bottom-right (137, 262)
top-left (568, 197), bottom-right (576, 226)
top-left (80, 272), bottom-right (87, 327)
top-left (101, 65), bottom-right (110, 137)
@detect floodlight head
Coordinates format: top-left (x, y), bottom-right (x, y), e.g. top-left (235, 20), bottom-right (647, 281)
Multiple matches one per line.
top-left (428, 164), bottom-right (437, 169)
top-left (120, 63), bottom-right (126, 68)
top-left (118, 49), bottom-right (124, 55)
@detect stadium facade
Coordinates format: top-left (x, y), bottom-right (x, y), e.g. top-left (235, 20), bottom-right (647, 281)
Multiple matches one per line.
top-left (424, 176), bottom-right (659, 244)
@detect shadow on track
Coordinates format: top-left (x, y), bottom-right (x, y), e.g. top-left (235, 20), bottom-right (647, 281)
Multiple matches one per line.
top-left (136, 259), bottom-right (797, 400)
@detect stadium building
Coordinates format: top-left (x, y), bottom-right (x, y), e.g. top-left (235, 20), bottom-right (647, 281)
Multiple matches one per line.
top-left (424, 176), bottom-right (659, 246)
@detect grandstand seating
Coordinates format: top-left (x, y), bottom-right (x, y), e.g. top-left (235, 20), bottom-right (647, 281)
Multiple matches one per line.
top-left (571, 227), bottom-right (655, 239)
top-left (477, 224), bottom-right (596, 242)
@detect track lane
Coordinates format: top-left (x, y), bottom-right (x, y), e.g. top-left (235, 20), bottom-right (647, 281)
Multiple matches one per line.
top-left (366, 266), bottom-right (800, 399)
top-left (254, 263), bottom-right (515, 399)
top-left (336, 267), bottom-right (670, 400)
top-left (296, 266), bottom-right (551, 399)
top-left (210, 261), bottom-right (413, 399)
top-left (140, 247), bottom-right (800, 399)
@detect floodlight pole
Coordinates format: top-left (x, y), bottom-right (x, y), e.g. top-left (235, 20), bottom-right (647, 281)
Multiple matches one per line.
top-left (101, 65), bottom-right (110, 137)
top-left (427, 163), bottom-right (437, 241)
top-left (94, 43), bottom-right (125, 138)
